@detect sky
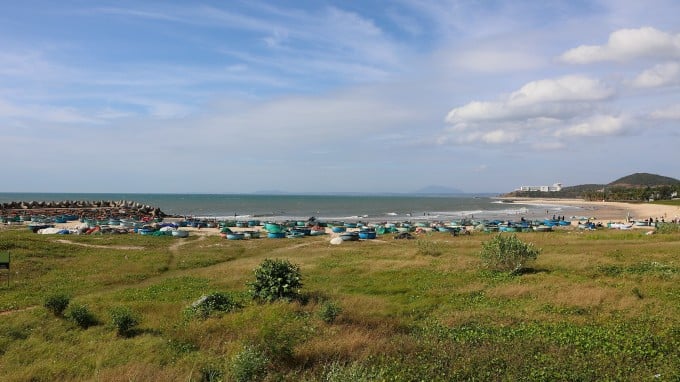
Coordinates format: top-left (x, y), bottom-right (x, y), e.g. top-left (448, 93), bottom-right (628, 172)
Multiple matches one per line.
top-left (1, 0), bottom-right (679, 194)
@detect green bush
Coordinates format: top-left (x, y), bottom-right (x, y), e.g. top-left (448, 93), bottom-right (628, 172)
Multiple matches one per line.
top-left (319, 300), bottom-right (342, 324)
top-left (480, 234), bottom-right (540, 274)
top-left (248, 258), bottom-right (302, 302)
top-left (68, 304), bottom-right (98, 329)
top-left (44, 293), bottom-right (70, 317)
top-left (109, 307), bottom-right (140, 337)
top-left (185, 292), bottom-right (243, 319)
top-left (655, 222), bottom-right (680, 234)
top-left (230, 345), bottom-right (269, 382)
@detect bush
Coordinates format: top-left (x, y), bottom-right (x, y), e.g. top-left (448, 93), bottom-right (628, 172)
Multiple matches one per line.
top-left (655, 222), bottom-right (680, 234)
top-left (44, 293), bottom-right (70, 317)
top-left (248, 258), bottom-right (302, 302)
top-left (186, 292), bottom-right (243, 319)
top-left (230, 345), bottom-right (269, 382)
top-left (480, 234), bottom-right (540, 274)
top-left (68, 304), bottom-right (98, 329)
top-left (319, 300), bottom-right (342, 323)
top-left (109, 307), bottom-right (140, 337)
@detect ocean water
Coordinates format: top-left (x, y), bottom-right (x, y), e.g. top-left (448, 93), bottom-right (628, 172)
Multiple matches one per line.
top-left (0, 193), bottom-right (581, 222)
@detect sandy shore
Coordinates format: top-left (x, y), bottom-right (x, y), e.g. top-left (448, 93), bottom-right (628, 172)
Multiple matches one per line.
top-left (504, 197), bottom-right (680, 223)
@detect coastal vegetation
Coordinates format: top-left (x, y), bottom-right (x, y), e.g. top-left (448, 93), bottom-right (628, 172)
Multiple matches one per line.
top-left (507, 172), bottom-right (680, 201)
top-left (0, 227), bottom-right (678, 380)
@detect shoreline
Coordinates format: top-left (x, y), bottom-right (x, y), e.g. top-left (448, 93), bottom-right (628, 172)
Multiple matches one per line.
top-left (502, 197), bottom-right (680, 223)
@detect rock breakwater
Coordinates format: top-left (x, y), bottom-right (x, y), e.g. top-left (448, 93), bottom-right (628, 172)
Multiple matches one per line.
top-left (0, 200), bottom-right (166, 220)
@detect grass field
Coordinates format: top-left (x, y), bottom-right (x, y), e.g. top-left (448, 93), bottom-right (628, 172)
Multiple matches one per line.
top-left (0, 227), bottom-right (678, 381)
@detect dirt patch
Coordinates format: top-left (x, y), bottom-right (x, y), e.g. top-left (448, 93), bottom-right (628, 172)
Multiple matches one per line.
top-left (54, 239), bottom-right (144, 250)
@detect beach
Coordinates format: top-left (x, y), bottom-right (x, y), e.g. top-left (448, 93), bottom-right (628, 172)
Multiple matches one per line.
top-left (503, 197), bottom-right (680, 224)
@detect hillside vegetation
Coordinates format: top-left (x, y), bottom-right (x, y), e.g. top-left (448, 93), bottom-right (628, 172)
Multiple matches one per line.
top-left (507, 172), bottom-right (680, 201)
top-left (0, 228), bottom-right (678, 381)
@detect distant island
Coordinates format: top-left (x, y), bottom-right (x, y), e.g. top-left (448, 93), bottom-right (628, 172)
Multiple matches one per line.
top-left (505, 172), bottom-right (680, 202)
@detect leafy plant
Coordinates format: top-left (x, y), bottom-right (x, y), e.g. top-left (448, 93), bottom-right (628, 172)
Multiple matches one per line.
top-left (655, 222), bottom-right (680, 234)
top-left (68, 304), bottom-right (98, 329)
top-left (230, 345), bottom-right (269, 382)
top-left (319, 300), bottom-right (342, 324)
top-left (480, 234), bottom-right (540, 274)
top-left (109, 307), bottom-right (140, 337)
top-left (185, 292), bottom-right (243, 319)
top-left (44, 293), bottom-right (70, 317)
top-left (248, 258), bottom-right (302, 302)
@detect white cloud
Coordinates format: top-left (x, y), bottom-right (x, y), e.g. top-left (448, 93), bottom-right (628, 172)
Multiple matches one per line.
top-left (446, 75), bottom-right (613, 124)
top-left (555, 115), bottom-right (626, 137)
top-left (632, 61), bottom-right (680, 87)
top-left (651, 104), bottom-right (680, 119)
top-left (560, 27), bottom-right (680, 64)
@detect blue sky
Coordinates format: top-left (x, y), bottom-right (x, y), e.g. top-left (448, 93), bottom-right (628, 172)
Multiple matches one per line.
top-left (1, 0), bottom-right (679, 193)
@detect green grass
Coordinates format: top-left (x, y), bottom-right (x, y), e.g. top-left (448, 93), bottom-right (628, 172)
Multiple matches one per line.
top-left (0, 227), bottom-right (678, 381)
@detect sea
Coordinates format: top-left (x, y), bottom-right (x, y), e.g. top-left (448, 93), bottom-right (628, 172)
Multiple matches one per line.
top-left (0, 193), bottom-right (583, 223)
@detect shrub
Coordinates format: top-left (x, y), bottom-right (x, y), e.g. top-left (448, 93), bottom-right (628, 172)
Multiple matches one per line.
top-left (480, 234), bottom-right (540, 274)
top-left (186, 292), bottom-right (243, 319)
top-left (248, 258), bottom-right (302, 302)
top-left (655, 222), bottom-right (680, 234)
top-left (319, 300), bottom-right (342, 324)
top-left (68, 304), bottom-right (98, 329)
top-left (44, 293), bottom-right (70, 317)
top-left (109, 307), bottom-right (140, 337)
top-left (230, 345), bottom-right (269, 382)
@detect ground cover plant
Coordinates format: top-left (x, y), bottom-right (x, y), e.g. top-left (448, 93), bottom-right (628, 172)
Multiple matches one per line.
top-left (0, 227), bottom-right (678, 380)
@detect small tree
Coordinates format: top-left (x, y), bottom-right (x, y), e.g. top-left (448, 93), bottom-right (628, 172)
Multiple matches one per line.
top-left (480, 234), bottom-right (540, 274)
top-left (44, 293), bottom-right (70, 317)
top-left (248, 258), bottom-right (302, 302)
top-left (68, 304), bottom-right (98, 329)
top-left (109, 307), bottom-right (140, 337)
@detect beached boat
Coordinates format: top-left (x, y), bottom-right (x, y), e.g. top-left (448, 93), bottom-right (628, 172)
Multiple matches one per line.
top-left (534, 225), bottom-right (553, 232)
top-left (264, 223), bottom-right (285, 233)
top-left (171, 230), bottom-right (189, 238)
top-left (340, 232), bottom-right (359, 241)
top-left (226, 233), bottom-right (245, 240)
top-left (243, 231), bottom-right (260, 239)
top-left (331, 226), bottom-right (347, 233)
top-left (358, 230), bottom-right (376, 239)
top-left (267, 232), bottom-right (286, 239)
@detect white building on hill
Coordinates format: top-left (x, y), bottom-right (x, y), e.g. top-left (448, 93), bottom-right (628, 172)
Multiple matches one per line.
top-left (518, 183), bottom-right (563, 192)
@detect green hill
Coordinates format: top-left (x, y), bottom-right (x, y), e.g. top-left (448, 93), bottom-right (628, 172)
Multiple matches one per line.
top-left (609, 172), bottom-right (680, 187)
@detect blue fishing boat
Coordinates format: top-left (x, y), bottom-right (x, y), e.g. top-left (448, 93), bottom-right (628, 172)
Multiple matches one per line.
top-left (340, 232), bottom-right (360, 241)
top-left (226, 233), bottom-right (245, 240)
top-left (267, 232), bottom-right (286, 239)
top-left (358, 230), bottom-right (376, 239)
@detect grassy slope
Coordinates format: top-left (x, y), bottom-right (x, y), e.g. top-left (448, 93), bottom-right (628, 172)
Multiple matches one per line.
top-left (0, 228), bottom-right (678, 381)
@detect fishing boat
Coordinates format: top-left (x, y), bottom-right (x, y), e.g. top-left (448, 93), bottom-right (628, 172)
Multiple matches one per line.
top-left (340, 232), bottom-right (359, 241)
top-left (358, 230), bottom-right (376, 239)
top-left (243, 231), bottom-right (260, 239)
top-left (264, 223), bottom-right (285, 233)
top-left (267, 232), bottom-right (286, 239)
top-left (226, 233), bottom-right (245, 240)
top-left (331, 226), bottom-right (347, 233)
top-left (171, 230), bottom-right (189, 238)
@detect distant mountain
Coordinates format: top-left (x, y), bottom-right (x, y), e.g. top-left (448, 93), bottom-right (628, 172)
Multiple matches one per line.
top-left (608, 173), bottom-right (680, 187)
top-left (414, 185), bottom-right (464, 194)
